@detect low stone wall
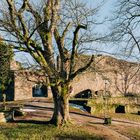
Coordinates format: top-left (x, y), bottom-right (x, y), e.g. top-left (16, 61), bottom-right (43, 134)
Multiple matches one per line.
top-left (90, 104), bottom-right (139, 114)
top-left (88, 97), bottom-right (140, 105)
top-left (88, 97), bottom-right (140, 114)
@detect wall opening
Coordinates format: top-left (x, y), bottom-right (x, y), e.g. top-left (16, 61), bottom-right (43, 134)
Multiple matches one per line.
top-left (75, 89), bottom-right (92, 98)
top-left (32, 84), bottom-right (48, 97)
top-left (115, 105), bottom-right (125, 113)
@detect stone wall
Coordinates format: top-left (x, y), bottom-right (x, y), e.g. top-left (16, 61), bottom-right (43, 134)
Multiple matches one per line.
top-left (9, 55), bottom-right (140, 101)
top-left (70, 55), bottom-right (140, 97)
top-left (88, 97), bottom-right (140, 114)
top-left (14, 70), bottom-right (52, 101)
top-left (71, 72), bottom-right (104, 97)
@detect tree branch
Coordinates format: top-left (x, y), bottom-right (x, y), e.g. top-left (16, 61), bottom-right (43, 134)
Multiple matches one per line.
top-left (69, 55), bottom-right (94, 81)
top-left (27, 2), bottom-right (42, 26)
top-left (6, 0), bottom-right (16, 26)
top-left (69, 24), bottom-right (87, 76)
top-left (61, 22), bottom-right (72, 41)
top-left (17, 0), bottom-right (29, 37)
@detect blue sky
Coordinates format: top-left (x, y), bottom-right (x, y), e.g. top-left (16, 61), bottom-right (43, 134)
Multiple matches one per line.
top-left (14, 0), bottom-right (135, 65)
top-left (15, 0), bottom-right (116, 63)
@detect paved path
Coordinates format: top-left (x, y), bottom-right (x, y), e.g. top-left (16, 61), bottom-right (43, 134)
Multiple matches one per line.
top-left (14, 99), bottom-right (140, 140)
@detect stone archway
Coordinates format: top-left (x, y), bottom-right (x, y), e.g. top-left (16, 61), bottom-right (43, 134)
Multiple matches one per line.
top-left (75, 89), bottom-right (92, 98)
top-left (32, 84), bottom-right (48, 97)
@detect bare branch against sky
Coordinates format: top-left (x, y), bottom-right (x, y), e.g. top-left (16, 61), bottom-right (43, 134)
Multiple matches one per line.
top-left (0, 0), bottom-right (116, 64)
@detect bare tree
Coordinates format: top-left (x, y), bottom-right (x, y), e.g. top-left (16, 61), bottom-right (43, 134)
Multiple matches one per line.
top-left (111, 0), bottom-right (140, 56)
top-left (0, 0), bottom-right (102, 125)
top-left (113, 60), bottom-right (140, 96)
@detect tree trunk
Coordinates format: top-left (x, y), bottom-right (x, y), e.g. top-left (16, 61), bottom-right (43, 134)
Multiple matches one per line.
top-left (49, 82), bottom-right (71, 126)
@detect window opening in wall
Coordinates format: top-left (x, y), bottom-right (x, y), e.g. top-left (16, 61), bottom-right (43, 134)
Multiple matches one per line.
top-left (32, 84), bottom-right (48, 97)
top-left (115, 105), bottom-right (125, 113)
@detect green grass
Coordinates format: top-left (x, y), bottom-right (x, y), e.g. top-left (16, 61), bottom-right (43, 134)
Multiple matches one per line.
top-left (0, 123), bottom-right (103, 140)
top-left (94, 112), bottom-right (140, 123)
top-left (109, 113), bottom-right (140, 122)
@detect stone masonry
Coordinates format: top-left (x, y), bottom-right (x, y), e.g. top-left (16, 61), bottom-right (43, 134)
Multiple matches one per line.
top-left (6, 55), bottom-right (140, 101)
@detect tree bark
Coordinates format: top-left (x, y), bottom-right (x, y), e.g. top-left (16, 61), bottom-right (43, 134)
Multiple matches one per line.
top-left (49, 80), bottom-right (71, 126)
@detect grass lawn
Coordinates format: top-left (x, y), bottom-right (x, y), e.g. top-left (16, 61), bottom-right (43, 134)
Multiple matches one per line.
top-left (0, 123), bottom-right (103, 140)
top-left (94, 112), bottom-right (140, 123)
top-left (109, 113), bottom-right (140, 122)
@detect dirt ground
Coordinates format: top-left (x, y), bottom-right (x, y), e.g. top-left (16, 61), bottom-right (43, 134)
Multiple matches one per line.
top-left (14, 98), bottom-right (140, 140)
